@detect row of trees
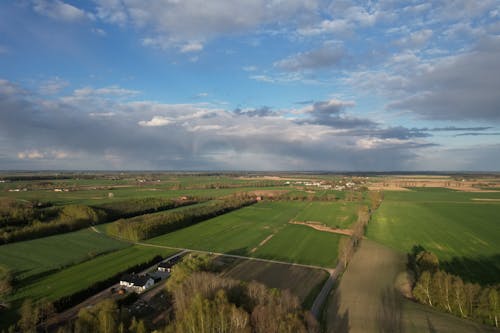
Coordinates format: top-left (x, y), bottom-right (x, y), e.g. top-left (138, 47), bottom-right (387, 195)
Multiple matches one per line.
top-left (411, 249), bottom-right (499, 327)
top-left (95, 197), bottom-right (199, 220)
top-left (0, 205), bottom-right (105, 244)
top-left (0, 198), bottom-right (55, 228)
top-left (338, 205), bottom-right (372, 268)
top-left (107, 197), bottom-right (257, 241)
top-left (0, 197), bottom-right (201, 244)
top-left (337, 192), bottom-right (383, 269)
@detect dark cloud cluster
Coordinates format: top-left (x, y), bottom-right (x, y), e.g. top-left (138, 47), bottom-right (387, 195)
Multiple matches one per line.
top-left (0, 79), bottom-right (446, 171)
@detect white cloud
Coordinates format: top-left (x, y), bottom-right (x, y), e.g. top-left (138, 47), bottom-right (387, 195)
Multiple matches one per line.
top-left (396, 29), bottom-right (433, 49)
top-left (242, 66), bottom-right (257, 72)
top-left (91, 28), bottom-right (107, 36)
top-left (274, 44), bottom-right (345, 71)
top-left (180, 41), bottom-right (203, 53)
top-left (138, 116), bottom-right (173, 127)
top-left (73, 86), bottom-right (139, 97)
top-left (38, 77), bottom-right (69, 95)
top-left (18, 150), bottom-right (45, 159)
top-left (32, 0), bottom-right (92, 22)
top-left (95, 0), bottom-right (319, 50)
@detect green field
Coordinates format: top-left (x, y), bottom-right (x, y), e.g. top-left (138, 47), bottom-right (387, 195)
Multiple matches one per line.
top-left (9, 245), bottom-right (176, 303)
top-left (253, 224), bottom-right (342, 267)
top-left (146, 201), bottom-right (345, 267)
top-left (0, 228), bottom-right (130, 282)
top-left (293, 201), bottom-right (359, 228)
top-left (1, 245), bottom-right (176, 329)
top-left (367, 190), bottom-right (500, 283)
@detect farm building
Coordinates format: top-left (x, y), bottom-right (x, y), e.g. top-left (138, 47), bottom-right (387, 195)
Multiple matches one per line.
top-left (119, 274), bottom-right (154, 293)
top-left (158, 256), bottom-right (181, 272)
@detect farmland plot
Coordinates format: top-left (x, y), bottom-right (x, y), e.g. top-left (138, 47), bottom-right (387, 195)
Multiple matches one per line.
top-left (147, 201), bottom-right (347, 267)
top-left (368, 190), bottom-right (500, 284)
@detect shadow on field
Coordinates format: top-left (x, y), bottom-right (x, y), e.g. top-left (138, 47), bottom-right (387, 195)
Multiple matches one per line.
top-left (225, 247), bottom-right (249, 256)
top-left (377, 287), bottom-right (403, 333)
top-left (327, 291), bottom-right (349, 333)
top-left (441, 254), bottom-right (500, 285)
top-left (14, 268), bottom-right (60, 288)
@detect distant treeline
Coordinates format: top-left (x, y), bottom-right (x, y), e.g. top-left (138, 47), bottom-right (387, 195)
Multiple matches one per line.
top-left (107, 197), bottom-right (257, 241)
top-left (95, 197), bottom-right (199, 220)
top-left (410, 247), bottom-right (499, 328)
top-left (0, 197), bottom-right (198, 244)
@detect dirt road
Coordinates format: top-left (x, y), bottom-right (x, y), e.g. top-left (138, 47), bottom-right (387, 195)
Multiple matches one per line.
top-left (325, 239), bottom-right (498, 333)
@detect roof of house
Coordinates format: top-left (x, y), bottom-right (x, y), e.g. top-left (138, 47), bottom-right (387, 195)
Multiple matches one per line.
top-left (120, 274), bottom-right (152, 287)
top-left (158, 261), bottom-right (173, 268)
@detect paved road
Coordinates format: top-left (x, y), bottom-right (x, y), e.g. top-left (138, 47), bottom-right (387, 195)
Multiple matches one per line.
top-left (310, 262), bottom-right (341, 318)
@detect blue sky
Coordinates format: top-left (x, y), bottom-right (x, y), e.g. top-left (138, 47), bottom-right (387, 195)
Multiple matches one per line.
top-left (0, 0), bottom-right (499, 171)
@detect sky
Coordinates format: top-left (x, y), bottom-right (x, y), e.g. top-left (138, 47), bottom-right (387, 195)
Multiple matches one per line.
top-left (0, 0), bottom-right (499, 171)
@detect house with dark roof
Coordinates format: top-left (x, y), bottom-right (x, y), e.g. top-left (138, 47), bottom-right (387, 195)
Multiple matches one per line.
top-left (119, 273), bottom-right (154, 293)
top-left (157, 257), bottom-right (180, 272)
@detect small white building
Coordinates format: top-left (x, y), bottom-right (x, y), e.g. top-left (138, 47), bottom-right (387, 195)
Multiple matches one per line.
top-left (119, 274), bottom-right (154, 293)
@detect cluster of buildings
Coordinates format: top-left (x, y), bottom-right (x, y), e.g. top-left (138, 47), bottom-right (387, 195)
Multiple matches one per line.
top-left (285, 178), bottom-right (363, 190)
top-left (118, 256), bottom-right (180, 293)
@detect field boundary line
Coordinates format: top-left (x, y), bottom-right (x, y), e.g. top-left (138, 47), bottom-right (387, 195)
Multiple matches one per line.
top-left (135, 241), bottom-right (333, 271)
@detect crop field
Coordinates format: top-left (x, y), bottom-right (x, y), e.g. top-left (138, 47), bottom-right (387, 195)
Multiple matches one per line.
top-left (293, 202), bottom-right (359, 228)
top-left (146, 201), bottom-right (346, 267)
top-left (367, 189), bottom-right (500, 283)
top-left (221, 258), bottom-right (328, 306)
top-left (1, 186), bottom-right (291, 206)
top-left (380, 188), bottom-right (500, 203)
top-left (8, 245), bottom-right (176, 303)
top-left (0, 228), bottom-right (130, 282)
top-left (253, 224), bottom-right (342, 267)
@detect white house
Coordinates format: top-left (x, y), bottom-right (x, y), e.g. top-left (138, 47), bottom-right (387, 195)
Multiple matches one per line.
top-left (119, 274), bottom-right (154, 293)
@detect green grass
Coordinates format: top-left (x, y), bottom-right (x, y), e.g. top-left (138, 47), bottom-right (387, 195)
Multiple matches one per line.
top-left (1, 245), bottom-right (176, 329)
top-left (293, 202), bottom-right (358, 228)
top-left (147, 201), bottom-right (342, 267)
top-left (9, 245), bottom-right (176, 303)
top-left (381, 189), bottom-right (500, 203)
top-left (368, 190), bottom-right (500, 284)
top-left (147, 201), bottom-right (307, 253)
top-left (253, 224), bottom-right (342, 267)
top-left (0, 228), bottom-right (130, 282)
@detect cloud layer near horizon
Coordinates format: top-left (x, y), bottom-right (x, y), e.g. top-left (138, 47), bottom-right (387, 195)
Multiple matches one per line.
top-left (0, 79), bottom-right (446, 171)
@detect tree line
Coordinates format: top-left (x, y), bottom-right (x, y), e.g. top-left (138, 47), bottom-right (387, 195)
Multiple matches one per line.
top-left (0, 197), bottom-right (199, 244)
top-left (337, 192), bottom-right (383, 269)
top-left (411, 248), bottom-right (499, 328)
top-left (107, 197), bottom-right (257, 241)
